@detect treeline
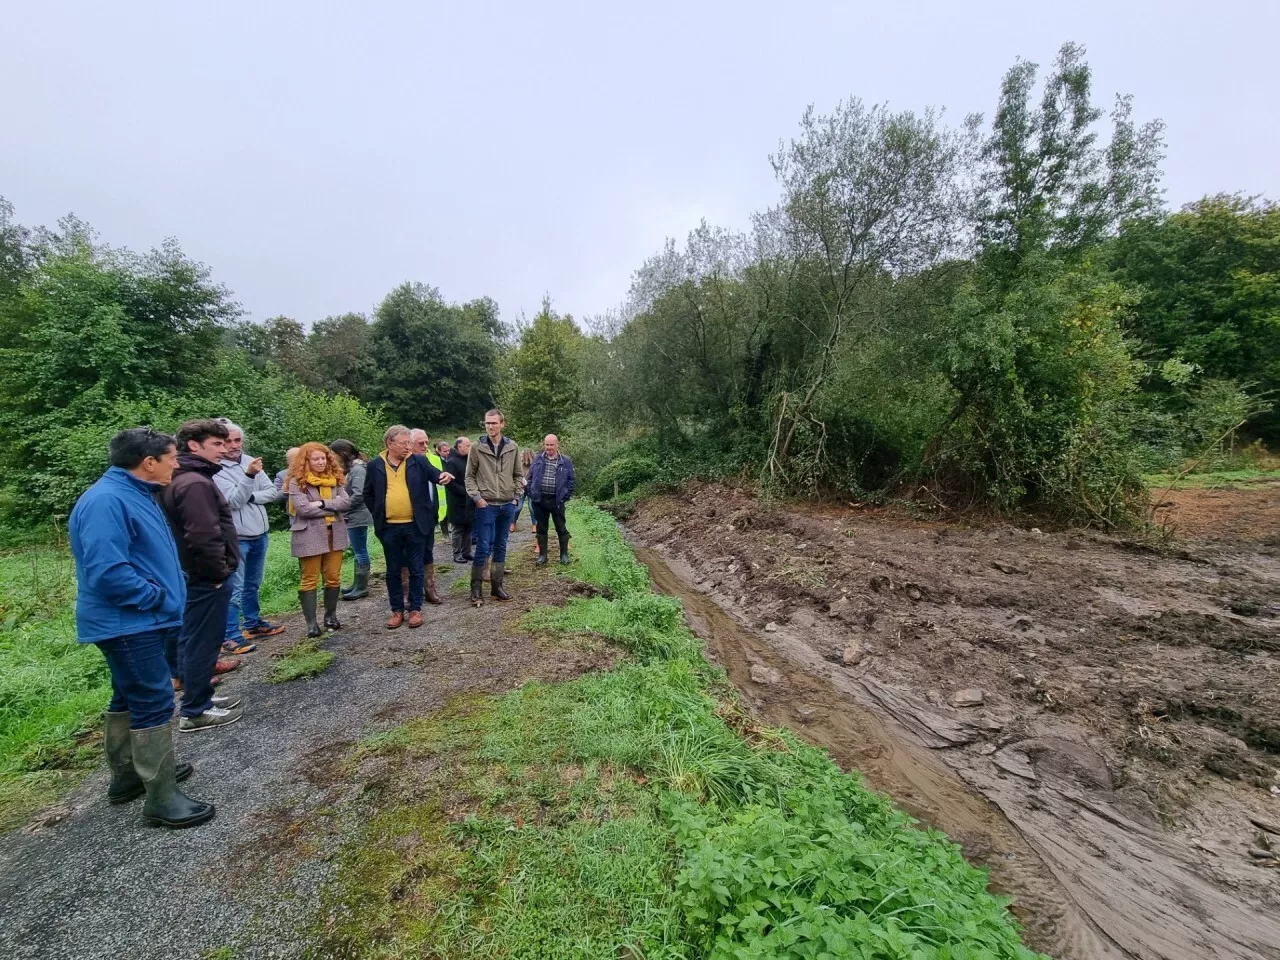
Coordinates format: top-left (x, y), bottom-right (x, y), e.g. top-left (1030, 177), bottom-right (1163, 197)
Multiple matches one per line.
top-left (2, 41), bottom-right (1276, 531)
top-left (0, 209), bottom-right (512, 533)
top-left (499, 43), bottom-right (1278, 522)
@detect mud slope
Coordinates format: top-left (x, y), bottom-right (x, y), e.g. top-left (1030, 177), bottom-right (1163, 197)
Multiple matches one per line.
top-left (629, 483), bottom-right (1280, 960)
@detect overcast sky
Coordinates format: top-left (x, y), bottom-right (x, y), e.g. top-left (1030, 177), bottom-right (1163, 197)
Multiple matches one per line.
top-left (3, 1), bottom-right (1276, 328)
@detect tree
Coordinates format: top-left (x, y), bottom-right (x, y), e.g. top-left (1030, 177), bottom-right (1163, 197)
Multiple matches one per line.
top-left (497, 299), bottom-right (585, 440)
top-left (363, 283), bottom-right (504, 427)
top-left (1110, 194), bottom-right (1280, 439)
top-left (308, 312), bottom-right (377, 396)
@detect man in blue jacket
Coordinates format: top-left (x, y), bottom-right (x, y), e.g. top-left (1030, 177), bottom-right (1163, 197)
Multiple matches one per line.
top-left (69, 427), bottom-right (215, 829)
top-left (526, 434), bottom-right (576, 566)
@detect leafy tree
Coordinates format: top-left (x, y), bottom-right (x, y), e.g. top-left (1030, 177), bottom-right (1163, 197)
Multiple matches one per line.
top-left (363, 283), bottom-right (504, 428)
top-left (496, 299), bottom-right (585, 440)
top-left (308, 311), bottom-right (377, 396)
top-left (1110, 194), bottom-right (1280, 439)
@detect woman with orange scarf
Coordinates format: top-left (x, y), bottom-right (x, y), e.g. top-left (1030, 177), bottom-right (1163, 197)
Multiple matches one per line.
top-left (286, 443), bottom-right (352, 637)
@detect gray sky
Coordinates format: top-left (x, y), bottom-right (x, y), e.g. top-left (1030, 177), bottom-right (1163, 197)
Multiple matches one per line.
top-left (3, 0), bottom-right (1276, 328)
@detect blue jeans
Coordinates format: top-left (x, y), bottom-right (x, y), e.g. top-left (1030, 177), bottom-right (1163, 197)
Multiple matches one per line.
top-left (379, 523), bottom-right (428, 612)
top-left (348, 525), bottom-right (370, 567)
top-left (226, 532), bottom-right (269, 638)
top-left (97, 629), bottom-right (179, 730)
top-left (473, 500), bottom-right (517, 568)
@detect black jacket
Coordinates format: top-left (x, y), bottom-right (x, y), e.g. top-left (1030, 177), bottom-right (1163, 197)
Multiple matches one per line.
top-left (443, 448), bottom-right (474, 526)
top-left (157, 454), bottom-right (241, 584)
top-left (363, 453), bottom-right (447, 537)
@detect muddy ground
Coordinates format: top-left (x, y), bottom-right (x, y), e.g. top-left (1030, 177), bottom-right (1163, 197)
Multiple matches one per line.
top-left (628, 481), bottom-right (1280, 960)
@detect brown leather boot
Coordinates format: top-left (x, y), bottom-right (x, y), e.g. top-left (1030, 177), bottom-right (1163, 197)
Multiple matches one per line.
top-left (425, 564), bottom-right (442, 605)
top-left (386, 611), bottom-right (404, 630)
top-left (407, 610), bottom-right (424, 628)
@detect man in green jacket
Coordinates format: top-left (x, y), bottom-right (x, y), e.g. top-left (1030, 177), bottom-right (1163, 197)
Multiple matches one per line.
top-left (465, 409), bottom-right (525, 606)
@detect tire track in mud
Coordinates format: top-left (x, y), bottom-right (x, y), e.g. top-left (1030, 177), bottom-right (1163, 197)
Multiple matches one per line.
top-left (639, 545), bottom-right (1280, 960)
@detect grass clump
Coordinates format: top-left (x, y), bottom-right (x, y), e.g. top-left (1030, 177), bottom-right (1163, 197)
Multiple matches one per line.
top-left (317, 502), bottom-right (1044, 959)
top-left (267, 637), bottom-right (335, 683)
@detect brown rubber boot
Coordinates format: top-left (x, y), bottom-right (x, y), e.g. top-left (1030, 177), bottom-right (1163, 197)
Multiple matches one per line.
top-left (425, 563), bottom-right (442, 605)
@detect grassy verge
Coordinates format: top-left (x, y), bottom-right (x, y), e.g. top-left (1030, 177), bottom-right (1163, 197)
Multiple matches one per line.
top-left (314, 502), bottom-right (1043, 959)
top-left (0, 528), bottom-right (382, 831)
top-left (1145, 468), bottom-right (1280, 490)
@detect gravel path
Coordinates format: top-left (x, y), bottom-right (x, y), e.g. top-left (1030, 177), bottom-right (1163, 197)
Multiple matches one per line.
top-left (0, 536), bottom-right (593, 960)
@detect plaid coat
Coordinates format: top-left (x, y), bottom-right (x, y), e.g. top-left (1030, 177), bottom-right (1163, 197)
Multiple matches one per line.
top-left (288, 480), bottom-right (352, 558)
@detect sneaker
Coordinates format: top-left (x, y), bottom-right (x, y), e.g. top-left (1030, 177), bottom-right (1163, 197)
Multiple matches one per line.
top-left (178, 706), bottom-right (242, 732)
top-left (213, 658), bottom-right (241, 675)
top-left (244, 621), bottom-right (286, 638)
top-left (211, 694), bottom-right (243, 710)
top-left (221, 639), bottom-right (257, 655)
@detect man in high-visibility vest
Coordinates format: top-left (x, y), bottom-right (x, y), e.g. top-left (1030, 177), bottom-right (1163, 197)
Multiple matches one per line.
top-left (410, 429), bottom-right (448, 604)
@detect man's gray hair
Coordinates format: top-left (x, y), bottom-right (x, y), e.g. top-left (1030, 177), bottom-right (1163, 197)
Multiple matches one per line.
top-left (409, 428), bottom-right (428, 441)
top-left (384, 424), bottom-right (410, 446)
top-left (214, 417), bottom-right (243, 438)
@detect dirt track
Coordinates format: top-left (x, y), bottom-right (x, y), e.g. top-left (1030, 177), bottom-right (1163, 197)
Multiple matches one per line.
top-left (628, 482), bottom-right (1280, 960)
top-left (0, 534), bottom-right (619, 960)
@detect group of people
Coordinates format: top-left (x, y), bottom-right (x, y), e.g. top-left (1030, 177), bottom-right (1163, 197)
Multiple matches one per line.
top-left (67, 410), bottom-right (576, 829)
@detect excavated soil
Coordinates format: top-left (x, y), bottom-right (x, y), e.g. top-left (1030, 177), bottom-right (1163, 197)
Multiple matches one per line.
top-left (628, 481), bottom-right (1280, 960)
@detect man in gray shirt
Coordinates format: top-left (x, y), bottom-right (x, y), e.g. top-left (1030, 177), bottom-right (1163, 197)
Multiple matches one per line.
top-left (214, 419), bottom-right (286, 653)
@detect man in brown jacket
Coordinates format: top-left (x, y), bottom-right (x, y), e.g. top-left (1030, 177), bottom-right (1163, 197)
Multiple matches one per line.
top-left (466, 409), bottom-right (525, 606)
top-left (158, 419), bottom-right (245, 732)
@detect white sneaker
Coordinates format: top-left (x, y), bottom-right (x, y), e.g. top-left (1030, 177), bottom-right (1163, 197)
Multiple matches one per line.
top-left (178, 706), bottom-right (242, 732)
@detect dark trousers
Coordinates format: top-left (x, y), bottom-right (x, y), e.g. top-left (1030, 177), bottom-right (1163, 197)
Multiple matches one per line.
top-left (451, 522), bottom-right (473, 560)
top-left (532, 498), bottom-right (569, 544)
top-left (473, 501), bottom-right (517, 568)
top-left (178, 580), bottom-right (232, 718)
top-left (97, 628), bottom-right (179, 729)
top-left (380, 523), bottom-right (428, 612)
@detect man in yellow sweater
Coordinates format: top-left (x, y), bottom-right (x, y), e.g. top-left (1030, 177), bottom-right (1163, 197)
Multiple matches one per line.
top-left (361, 425), bottom-right (453, 629)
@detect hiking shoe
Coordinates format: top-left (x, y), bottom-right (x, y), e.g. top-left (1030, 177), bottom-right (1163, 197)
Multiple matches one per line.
top-left (221, 639), bottom-right (257, 655)
top-left (244, 621), bottom-right (286, 638)
top-left (211, 694), bottom-right (242, 710)
top-left (407, 610), bottom-right (424, 628)
top-left (213, 658), bottom-right (241, 675)
top-left (178, 707), bottom-right (242, 733)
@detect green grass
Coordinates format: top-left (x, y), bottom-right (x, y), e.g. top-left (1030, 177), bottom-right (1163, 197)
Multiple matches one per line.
top-left (314, 501), bottom-right (1045, 959)
top-left (266, 636), bottom-right (335, 683)
top-left (1145, 468), bottom-right (1280, 490)
top-left (0, 527), bottom-right (383, 830)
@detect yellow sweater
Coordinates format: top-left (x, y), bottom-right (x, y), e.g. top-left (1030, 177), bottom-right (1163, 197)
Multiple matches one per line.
top-left (382, 453), bottom-right (413, 524)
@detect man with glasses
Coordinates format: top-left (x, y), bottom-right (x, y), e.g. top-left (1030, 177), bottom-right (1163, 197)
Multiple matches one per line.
top-left (212, 418), bottom-right (285, 654)
top-left (465, 409), bottom-right (525, 606)
top-left (363, 425), bottom-right (454, 628)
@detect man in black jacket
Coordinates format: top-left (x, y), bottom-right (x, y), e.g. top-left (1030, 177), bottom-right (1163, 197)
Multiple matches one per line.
top-left (158, 419), bottom-right (245, 732)
top-left (444, 437), bottom-right (474, 563)
top-left (363, 425), bottom-right (453, 629)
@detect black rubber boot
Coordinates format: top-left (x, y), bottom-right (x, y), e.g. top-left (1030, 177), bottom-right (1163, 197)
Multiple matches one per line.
top-left (470, 569), bottom-right (484, 607)
top-left (132, 723), bottom-right (215, 829)
top-left (300, 590), bottom-right (321, 638)
top-left (536, 531), bottom-right (549, 566)
top-left (342, 562), bottom-right (370, 601)
top-left (323, 586), bottom-right (342, 631)
top-left (490, 562), bottom-right (512, 601)
top-left (558, 536), bottom-right (571, 565)
top-left (106, 711), bottom-right (192, 804)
